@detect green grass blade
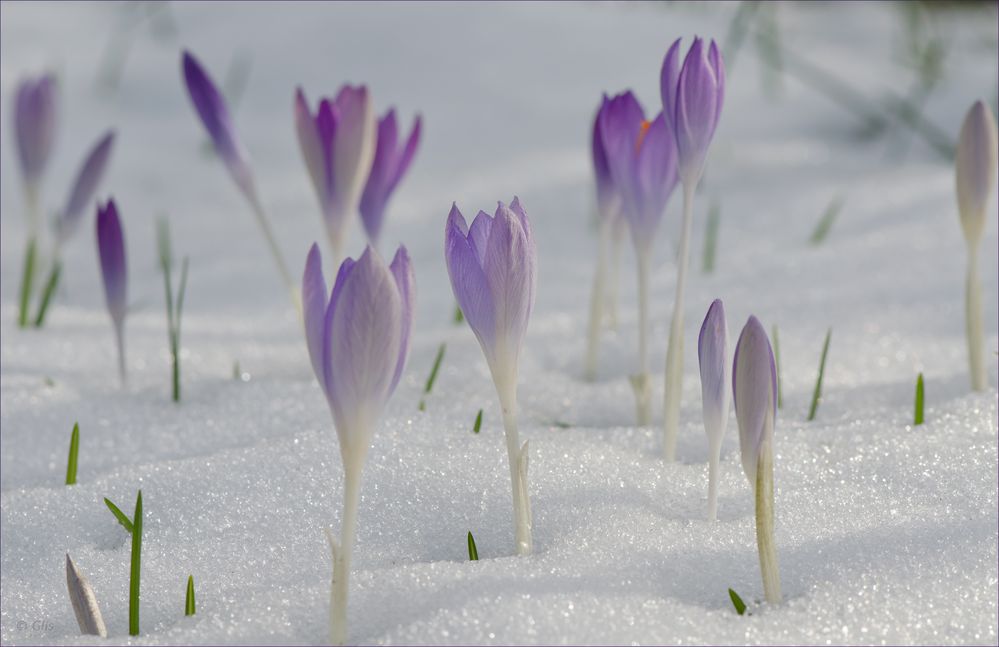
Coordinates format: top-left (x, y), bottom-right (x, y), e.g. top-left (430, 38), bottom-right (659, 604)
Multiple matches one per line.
top-left (914, 373), bottom-right (924, 425)
top-left (702, 200), bottom-right (720, 274)
top-left (728, 588), bottom-right (747, 615)
top-left (104, 497), bottom-right (133, 533)
top-left (17, 236), bottom-right (37, 328)
top-left (129, 490), bottom-right (142, 636)
top-left (419, 343), bottom-right (446, 410)
top-left (65, 423), bottom-right (79, 485)
top-left (467, 531), bottom-right (478, 561)
top-left (453, 304), bottom-right (464, 324)
top-left (171, 257), bottom-right (190, 403)
top-left (32, 260), bottom-right (62, 327)
top-left (156, 217), bottom-right (172, 274)
top-left (772, 324), bottom-right (783, 410)
top-left (809, 196), bottom-right (844, 246)
top-left (185, 575), bottom-right (196, 616)
top-left (807, 329), bottom-right (832, 421)
top-left (473, 409), bottom-right (483, 433)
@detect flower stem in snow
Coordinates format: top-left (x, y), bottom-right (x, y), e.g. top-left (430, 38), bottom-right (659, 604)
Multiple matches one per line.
top-left (329, 460), bottom-right (363, 645)
top-left (755, 439), bottom-right (781, 604)
top-left (966, 250), bottom-right (986, 391)
top-left (630, 250), bottom-right (652, 425)
top-left (585, 217), bottom-right (613, 380)
top-left (663, 183), bottom-right (696, 460)
top-left (500, 390), bottom-right (532, 555)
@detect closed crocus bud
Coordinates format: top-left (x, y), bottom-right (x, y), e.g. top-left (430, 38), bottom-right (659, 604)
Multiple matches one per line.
top-left (295, 86), bottom-right (376, 258)
top-left (14, 73), bottom-right (57, 187)
top-left (661, 37), bottom-right (725, 185)
top-left (699, 299), bottom-right (729, 520)
top-left (955, 100), bottom-right (998, 246)
top-left (57, 131), bottom-right (115, 244)
top-left (592, 95), bottom-right (619, 220)
top-left (182, 51), bottom-right (255, 200)
top-left (359, 109), bottom-right (422, 245)
top-left (96, 199), bottom-right (128, 383)
top-left (732, 315), bottom-right (777, 487)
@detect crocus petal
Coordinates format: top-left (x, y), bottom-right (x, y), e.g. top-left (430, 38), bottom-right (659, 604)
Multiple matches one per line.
top-left (331, 86), bottom-right (376, 220)
top-left (445, 204), bottom-right (495, 348)
top-left (327, 247), bottom-right (402, 449)
top-left (58, 130), bottom-right (115, 243)
top-left (389, 245), bottom-right (416, 393)
top-left (295, 88), bottom-right (328, 216)
top-left (182, 51), bottom-right (254, 198)
top-left (629, 113), bottom-right (678, 245)
top-left (698, 299), bottom-right (729, 442)
top-left (14, 74), bottom-right (57, 184)
top-left (359, 110), bottom-right (398, 242)
top-left (732, 315), bottom-right (777, 486)
top-left (302, 243), bottom-right (329, 392)
top-left (955, 100), bottom-right (998, 245)
top-left (468, 210), bottom-right (494, 265)
top-left (659, 38), bottom-right (682, 134)
top-left (674, 37), bottom-right (725, 183)
top-left (591, 96), bottom-right (616, 216)
top-left (388, 115), bottom-right (421, 194)
top-left (96, 199), bottom-right (127, 322)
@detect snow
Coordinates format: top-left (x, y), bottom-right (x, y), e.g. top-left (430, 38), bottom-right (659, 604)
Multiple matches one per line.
top-left (2, 1), bottom-right (998, 644)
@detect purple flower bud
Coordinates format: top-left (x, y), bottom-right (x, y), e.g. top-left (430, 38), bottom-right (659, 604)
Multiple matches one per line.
top-left (14, 73), bottom-right (58, 186)
top-left (598, 91), bottom-right (679, 255)
top-left (444, 198), bottom-right (537, 388)
top-left (732, 315), bottom-right (777, 487)
top-left (359, 109), bottom-right (421, 245)
top-left (96, 199), bottom-right (127, 323)
top-left (302, 243), bottom-right (414, 450)
top-left (57, 131), bottom-right (115, 244)
top-left (955, 100), bottom-right (998, 246)
top-left (591, 96), bottom-right (618, 218)
top-left (182, 51), bottom-right (255, 199)
top-left (295, 85), bottom-right (376, 254)
top-left (698, 299), bottom-right (730, 444)
top-left (660, 37), bottom-right (725, 184)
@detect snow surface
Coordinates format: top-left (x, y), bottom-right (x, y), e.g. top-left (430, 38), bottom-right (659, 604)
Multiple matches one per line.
top-left (2, 1), bottom-right (998, 644)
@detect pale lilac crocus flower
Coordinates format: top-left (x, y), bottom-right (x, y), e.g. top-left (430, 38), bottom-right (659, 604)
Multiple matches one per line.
top-left (295, 86), bottom-right (376, 263)
top-left (96, 199), bottom-right (128, 384)
top-left (359, 109), bottom-right (421, 246)
top-left (733, 315), bottom-right (781, 604)
top-left (445, 198), bottom-right (537, 555)
top-left (599, 91), bottom-right (679, 424)
top-left (698, 298), bottom-right (729, 521)
top-left (661, 37), bottom-right (725, 461)
top-left (182, 50), bottom-right (297, 309)
top-left (302, 243), bottom-right (413, 645)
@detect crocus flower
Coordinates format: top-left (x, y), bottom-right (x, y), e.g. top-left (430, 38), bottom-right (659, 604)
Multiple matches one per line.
top-left (698, 298), bottom-right (729, 521)
top-left (592, 95), bottom-right (620, 221)
top-left (96, 199), bottom-right (128, 384)
top-left (661, 37), bottom-right (725, 461)
top-left (302, 242), bottom-right (413, 645)
top-left (954, 100), bottom-right (997, 392)
top-left (14, 73), bottom-right (58, 193)
top-left (445, 198), bottom-right (537, 555)
top-left (359, 109), bottom-right (422, 245)
top-left (295, 86), bottom-right (376, 259)
top-left (733, 315), bottom-right (781, 604)
top-left (661, 37), bottom-right (725, 185)
top-left (56, 131), bottom-right (116, 245)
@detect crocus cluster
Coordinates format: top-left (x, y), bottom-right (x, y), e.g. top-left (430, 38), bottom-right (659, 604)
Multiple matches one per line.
top-left (96, 199), bottom-right (128, 385)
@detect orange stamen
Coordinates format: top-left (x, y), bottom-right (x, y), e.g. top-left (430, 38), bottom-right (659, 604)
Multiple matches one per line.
top-left (635, 120), bottom-right (652, 152)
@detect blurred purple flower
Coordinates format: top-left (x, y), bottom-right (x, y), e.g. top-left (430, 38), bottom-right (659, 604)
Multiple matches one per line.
top-left (359, 109), bottom-right (421, 245)
top-left (660, 37), bottom-right (725, 184)
top-left (732, 315), bottom-right (777, 487)
top-left (444, 198), bottom-right (537, 389)
top-left (14, 73), bottom-right (57, 187)
top-left (295, 86), bottom-right (376, 256)
top-left (698, 298), bottom-right (730, 441)
top-left (955, 100), bottom-right (998, 246)
top-left (57, 131), bottom-right (115, 244)
top-left (96, 199), bottom-right (128, 382)
top-left (182, 50), bottom-right (255, 199)
top-left (591, 96), bottom-right (619, 219)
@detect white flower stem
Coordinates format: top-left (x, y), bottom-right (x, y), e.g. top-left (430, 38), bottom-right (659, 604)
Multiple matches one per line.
top-left (499, 385), bottom-right (532, 555)
top-left (114, 318), bottom-right (126, 387)
top-left (706, 437), bottom-right (721, 521)
top-left (329, 460), bottom-right (363, 645)
top-left (631, 250), bottom-right (652, 425)
top-left (966, 247), bottom-right (986, 391)
top-left (585, 217), bottom-right (612, 380)
top-left (247, 192), bottom-right (302, 316)
top-left (663, 182), bottom-right (696, 461)
top-left (755, 438), bottom-right (782, 605)
top-left (607, 219), bottom-right (624, 329)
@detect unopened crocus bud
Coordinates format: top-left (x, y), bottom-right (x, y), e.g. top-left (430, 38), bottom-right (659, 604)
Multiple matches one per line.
top-left (57, 131), bottom-right (115, 244)
top-left (661, 37), bottom-right (724, 185)
top-left (592, 96), bottom-right (619, 220)
top-left (14, 73), bottom-right (57, 188)
top-left (359, 109), bottom-right (421, 245)
top-left (295, 86), bottom-right (376, 258)
top-left (732, 315), bottom-right (777, 486)
top-left (96, 199), bottom-right (128, 383)
top-left (955, 100), bottom-right (998, 246)
top-left (698, 298), bottom-right (729, 520)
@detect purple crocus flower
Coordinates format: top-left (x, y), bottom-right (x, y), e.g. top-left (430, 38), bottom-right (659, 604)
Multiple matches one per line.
top-left (14, 73), bottom-right (58, 188)
top-left (698, 298), bottom-right (730, 521)
top-left (96, 199), bottom-right (128, 383)
top-left (359, 109), bottom-right (421, 245)
top-left (592, 96), bottom-right (619, 220)
top-left (732, 315), bottom-right (777, 488)
top-left (56, 131), bottom-right (115, 244)
top-left (660, 37), bottom-right (725, 184)
top-left (182, 51), bottom-right (255, 200)
top-left (295, 86), bottom-right (376, 258)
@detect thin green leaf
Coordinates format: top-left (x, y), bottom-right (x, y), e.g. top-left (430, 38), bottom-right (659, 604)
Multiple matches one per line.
top-left (473, 409), bottom-right (483, 434)
top-left (17, 237), bottom-right (37, 328)
top-left (32, 260), bottom-right (62, 327)
top-left (104, 497), bottom-right (133, 534)
top-left (809, 196), bottom-right (844, 246)
top-left (807, 329), bottom-right (832, 421)
top-left (772, 325), bottom-right (783, 409)
top-left (171, 257), bottom-right (190, 403)
top-left (728, 588), bottom-right (747, 615)
top-left (914, 373), bottom-right (924, 426)
top-left (185, 575), bottom-right (196, 616)
top-left (453, 304), bottom-right (464, 324)
top-left (66, 423), bottom-right (79, 486)
top-left (419, 343), bottom-right (446, 410)
top-left (551, 420), bottom-right (572, 429)
top-left (467, 531), bottom-right (478, 561)
top-left (156, 217), bottom-right (172, 274)
top-left (702, 200), bottom-right (721, 274)
top-left (129, 490), bottom-right (142, 636)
